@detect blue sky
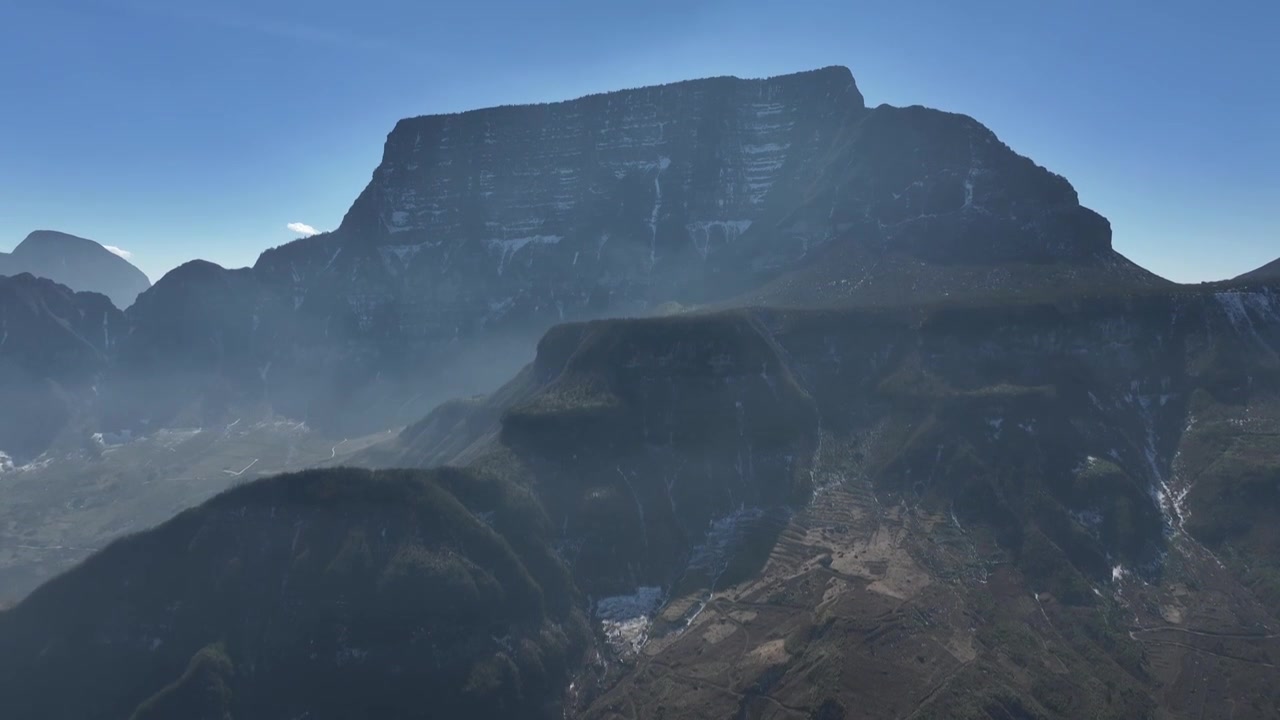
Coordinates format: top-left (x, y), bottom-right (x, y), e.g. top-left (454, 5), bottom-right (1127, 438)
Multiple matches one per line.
top-left (1, 0), bottom-right (1275, 283)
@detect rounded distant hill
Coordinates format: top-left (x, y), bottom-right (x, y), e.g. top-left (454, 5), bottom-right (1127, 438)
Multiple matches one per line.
top-left (0, 230), bottom-right (151, 309)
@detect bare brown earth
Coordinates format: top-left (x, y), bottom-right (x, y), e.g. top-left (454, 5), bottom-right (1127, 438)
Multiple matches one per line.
top-left (580, 429), bottom-right (1280, 720)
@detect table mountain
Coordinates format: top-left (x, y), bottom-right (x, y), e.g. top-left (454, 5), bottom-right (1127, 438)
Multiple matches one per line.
top-left (254, 66), bottom-right (1158, 334)
top-left (97, 66), bottom-right (1164, 444)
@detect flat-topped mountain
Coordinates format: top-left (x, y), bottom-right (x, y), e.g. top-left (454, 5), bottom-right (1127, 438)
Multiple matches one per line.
top-left (255, 65), bottom-right (1155, 335)
top-left (0, 231), bottom-right (151, 309)
top-left (90, 66), bottom-right (1163, 445)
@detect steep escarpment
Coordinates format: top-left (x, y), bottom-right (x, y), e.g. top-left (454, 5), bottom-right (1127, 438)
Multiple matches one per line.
top-left (0, 468), bottom-right (588, 720)
top-left (5, 67), bottom-right (1168, 457)
top-left (255, 67), bottom-right (1154, 341)
top-left (256, 66), bottom-right (866, 329)
top-left (499, 313), bottom-right (820, 598)
top-left (0, 231), bottom-right (151, 309)
top-left (742, 102), bottom-right (1160, 307)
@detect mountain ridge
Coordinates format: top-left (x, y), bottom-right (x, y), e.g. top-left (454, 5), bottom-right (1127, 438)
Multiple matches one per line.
top-left (7, 275), bottom-right (1280, 718)
top-left (1239, 255), bottom-right (1280, 281)
top-left (0, 467), bottom-right (588, 720)
top-left (381, 65), bottom-right (862, 129)
top-left (0, 64), bottom-right (1176, 477)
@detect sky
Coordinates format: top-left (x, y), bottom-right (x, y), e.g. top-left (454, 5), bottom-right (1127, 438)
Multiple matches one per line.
top-left (0, 0), bottom-right (1275, 283)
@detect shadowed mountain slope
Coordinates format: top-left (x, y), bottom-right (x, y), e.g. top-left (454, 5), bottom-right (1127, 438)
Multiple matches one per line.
top-left (0, 467), bottom-right (587, 720)
top-left (1238, 256), bottom-right (1280, 282)
top-left (0, 274), bottom-right (125, 461)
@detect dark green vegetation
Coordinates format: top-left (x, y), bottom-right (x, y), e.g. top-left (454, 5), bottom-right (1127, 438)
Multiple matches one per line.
top-left (0, 468), bottom-right (587, 720)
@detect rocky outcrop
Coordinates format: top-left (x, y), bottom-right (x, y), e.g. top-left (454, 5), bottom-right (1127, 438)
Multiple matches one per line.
top-left (0, 231), bottom-right (151, 309)
top-left (256, 67), bottom-right (865, 331)
top-left (254, 66), bottom-right (1154, 344)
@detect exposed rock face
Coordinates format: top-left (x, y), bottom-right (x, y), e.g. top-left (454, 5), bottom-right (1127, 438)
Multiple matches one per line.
top-left (255, 66), bottom-right (1149, 343)
top-left (256, 67), bottom-right (865, 331)
top-left (0, 231), bottom-right (151, 309)
top-left (0, 274), bottom-right (125, 461)
top-left (96, 67), bottom-right (1160, 442)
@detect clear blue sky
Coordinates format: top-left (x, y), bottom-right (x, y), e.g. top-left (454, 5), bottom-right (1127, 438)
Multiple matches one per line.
top-left (1, 0), bottom-right (1275, 283)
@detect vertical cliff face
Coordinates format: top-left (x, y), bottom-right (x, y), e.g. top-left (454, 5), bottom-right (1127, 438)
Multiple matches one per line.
top-left (27, 67), bottom-right (1167, 447)
top-left (256, 67), bottom-right (867, 341)
top-left (252, 65), bottom-right (1151, 358)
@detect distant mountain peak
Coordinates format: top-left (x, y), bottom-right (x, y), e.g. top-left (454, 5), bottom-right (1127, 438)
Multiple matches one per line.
top-left (1, 230), bottom-right (151, 309)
